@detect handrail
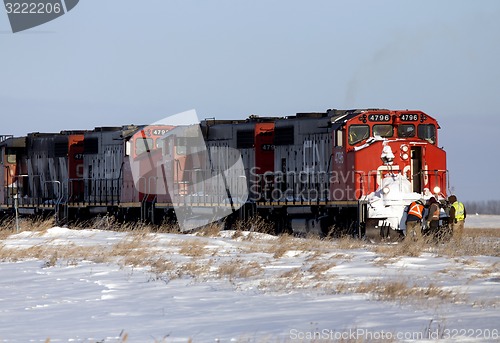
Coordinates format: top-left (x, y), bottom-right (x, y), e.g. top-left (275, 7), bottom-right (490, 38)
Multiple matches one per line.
top-left (0, 135), bottom-right (13, 143)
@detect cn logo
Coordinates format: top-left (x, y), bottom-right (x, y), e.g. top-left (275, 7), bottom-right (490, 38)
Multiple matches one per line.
top-left (4, 0), bottom-right (79, 33)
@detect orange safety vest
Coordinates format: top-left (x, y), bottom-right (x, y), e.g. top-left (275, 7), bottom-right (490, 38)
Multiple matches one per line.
top-left (408, 201), bottom-right (424, 219)
top-left (430, 204), bottom-right (440, 220)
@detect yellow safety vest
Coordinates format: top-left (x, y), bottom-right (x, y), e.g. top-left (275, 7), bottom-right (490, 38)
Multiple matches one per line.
top-left (452, 201), bottom-right (465, 221)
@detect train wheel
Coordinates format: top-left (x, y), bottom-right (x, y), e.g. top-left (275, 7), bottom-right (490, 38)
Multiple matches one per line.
top-left (364, 219), bottom-right (404, 243)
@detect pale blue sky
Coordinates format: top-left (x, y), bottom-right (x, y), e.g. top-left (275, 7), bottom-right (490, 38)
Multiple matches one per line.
top-left (1, 0), bottom-right (499, 201)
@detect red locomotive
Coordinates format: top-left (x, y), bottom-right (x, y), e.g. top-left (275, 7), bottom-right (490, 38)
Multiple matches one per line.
top-left (194, 109), bottom-right (447, 238)
top-left (0, 108), bottom-right (448, 239)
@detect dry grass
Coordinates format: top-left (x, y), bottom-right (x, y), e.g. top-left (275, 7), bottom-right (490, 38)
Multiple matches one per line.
top-left (260, 234), bottom-right (338, 260)
top-left (1, 216), bottom-right (498, 306)
top-left (334, 235), bottom-right (366, 250)
top-left (370, 233), bottom-right (499, 261)
top-left (23, 217), bottom-right (56, 233)
top-left (0, 217), bottom-right (56, 237)
top-left (433, 236), bottom-right (499, 257)
top-left (464, 228), bottom-right (500, 237)
top-left (465, 261), bottom-right (500, 287)
top-left (178, 261), bottom-right (212, 279)
top-left (178, 239), bottom-right (208, 257)
top-left (280, 267), bottom-right (303, 280)
top-left (73, 216), bottom-right (179, 234)
top-left (149, 257), bottom-right (177, 276)
top-left (218, 259), bottom-right (263, 280)
top-left (0, 218), bottom-right (17, 239)
top-left (151, 259), bottom-right (212, 281)
top-left (371, 238), bottom-right (429, 259)
top-left (110, 231), bottom-right (155, 267)
top-left (352, 280), bottom-right (461, 303)
top-left (0, 241), bottom-right (108, 266)
top-left (195, 223), bottom-right (222, 237)
top-left (269, 236), bottom-right (292, 258)
top-left (309, 261), bottom-right (337, 276)
top-left (233, 215), bottom-right (275, 234)
top-left (0, 223), bottom-right (157, 270)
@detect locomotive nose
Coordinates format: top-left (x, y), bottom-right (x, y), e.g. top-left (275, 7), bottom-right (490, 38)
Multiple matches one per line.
top-left (381, 145), bottom-right (395, 165)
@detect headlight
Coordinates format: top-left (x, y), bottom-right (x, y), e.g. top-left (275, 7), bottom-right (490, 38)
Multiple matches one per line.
top-left (401, 153), bottom-right (409, 160)
top-left (433, 186), bottom-right (441, 194)
top-left (401, 144), bottom-right (409, 152)
top-left (382, 186), bottom-right (391, 195)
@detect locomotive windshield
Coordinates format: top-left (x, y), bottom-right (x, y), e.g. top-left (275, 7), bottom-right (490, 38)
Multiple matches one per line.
top-left (398, 124), bottom-right (415, 138)
top-left (348, 125), bottom-right (370, 145)
top-left (373, 124), bottom-right (393, 138)
top-left (5, 148), bottom-right (16, 164)
top-left (418, 124), bottom-right (436, 144)
top-left (135, 138), bottom-right (154, 155)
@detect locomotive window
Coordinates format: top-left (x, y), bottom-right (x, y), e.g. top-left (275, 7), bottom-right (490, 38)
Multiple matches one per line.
top-left (398, 124), bottom-right (415, 138)
top-left (373, 124), bottom-right (393, 138)
top-left (418, 124), bottom-right (436, 144)
top-left (175, 137), bottom-right (188, 155)
top-left (176, 145), bottom-right (187, 155)
top-left (135, 138), bottom-right (154, 155)
top-left (5, 148), bottom-right (16, 164)
top-left (348, 125), bottom-right (369, 145)
top-left (155, 139), bottom-right (162, 149)
top-left (335, 129), bottom-right (343, 147)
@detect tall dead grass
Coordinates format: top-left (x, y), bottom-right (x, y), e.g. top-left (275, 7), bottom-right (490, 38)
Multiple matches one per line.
top-left (73, 216), bottom-right (178, 234)
top-left (194, 222), bottom-right (222, 237)
top-left (371, 233), bottom-right (499, 260)
top-left (218, 259), bottom-right (263, 280)
top-left (260, 233), bottom-right (339, 260)
top-left (436, 236), bottom-right (500, 257)
top-left (0, 217), bottom-right (56, 237)
top-left (178, 239), bottom-right (209, 257)
top-left (353, 280), bottom-right (461, 303)
top-left (464, 228), bottom-right (500, 237)
top-left (232, 215), bottom-right (275, 234)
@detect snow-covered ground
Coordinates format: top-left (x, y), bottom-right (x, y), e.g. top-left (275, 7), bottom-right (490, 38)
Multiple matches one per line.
top-left (0, 220), bottom-right (499, 342)
top-left (465, 214), bottom-right (500, 229)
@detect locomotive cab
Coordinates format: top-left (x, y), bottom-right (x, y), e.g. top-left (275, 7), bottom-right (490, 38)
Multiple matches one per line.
top-left (342, 110), bottom-right (447, 239)
top-left (345, 111), bottom-right (445, 196)
top-left (0, 136), bottom-right (26, 210)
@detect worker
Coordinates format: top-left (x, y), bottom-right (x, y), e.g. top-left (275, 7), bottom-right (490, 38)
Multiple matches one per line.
top-left (448, 195), bottom-right (466, 239)
top-left (405, 200), bottom-right (424, 240)
top-left (425, 197), bottom-right (440, 238)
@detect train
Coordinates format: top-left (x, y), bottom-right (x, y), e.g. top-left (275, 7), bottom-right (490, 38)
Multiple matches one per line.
top-left (0, 108), bottom-right (449, 239)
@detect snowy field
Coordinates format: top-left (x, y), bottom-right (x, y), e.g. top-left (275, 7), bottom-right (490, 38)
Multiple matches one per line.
top-left (465, 214), bottom-right (500, 229)
top-left (0, 217), bottom-right (499, 343)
